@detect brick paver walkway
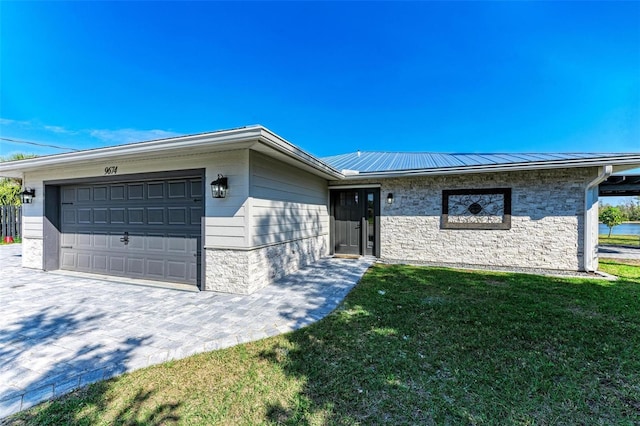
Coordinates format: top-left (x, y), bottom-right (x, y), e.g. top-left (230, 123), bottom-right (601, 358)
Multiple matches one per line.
top-left (0, 244), bottom-right (372, 418)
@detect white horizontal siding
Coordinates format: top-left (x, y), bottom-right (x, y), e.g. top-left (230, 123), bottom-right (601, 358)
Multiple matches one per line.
top-left (249, 152), bottom-right (329, 247)
top-left (23, 148), bottom-right (252, 249)
top-left (21, 215), bottom-right (43, 238)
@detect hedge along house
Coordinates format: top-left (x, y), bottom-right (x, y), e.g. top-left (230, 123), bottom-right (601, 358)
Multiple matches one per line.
top-left (1, 125), bottom-right (638, 294)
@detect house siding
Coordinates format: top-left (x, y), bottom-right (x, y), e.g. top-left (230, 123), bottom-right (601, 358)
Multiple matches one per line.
top-left (331, 167), bottom-right (596, 271)
top-left (202, 151), bottom-right (330, 294)
top-left (248, 151), bottom-right (329, 247)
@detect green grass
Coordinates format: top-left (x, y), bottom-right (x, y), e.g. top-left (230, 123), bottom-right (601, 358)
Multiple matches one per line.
top-left (0, 236), bottom-right (21, 245)
top-left (599, 233), bottom-right (640, 247)
top-left (8, 263), bottom-right (640, 425)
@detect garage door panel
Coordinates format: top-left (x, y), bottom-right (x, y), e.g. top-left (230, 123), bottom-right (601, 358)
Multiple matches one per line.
top-left (94, 208), bottom-right (108, 223)
top-left (190, 207), bottom-right (202, 225)
top-left (94, 255), bottom-right (107, 271)
top-left (128, 258), bottom-right (144, 275)
top-left (146, 259), bottom-right (165, 278)
top-left (61, 233), bottom-right (75, 246)
top-left (94, 186), bottom-right (108, 201)
top-left (127, 233), bottom-right (145, 250)
top-left (148, 182), bottom-right (164, 198)
top-left (147, 208), bottom-right (164, 225)
top-left (168, 181), bottom-right (187, 198)
top-left (63, 209), bottom-right (77, 224)
top-left (110, 185), bottom-right (125, 200)
top-left (128, 208), bottom-right (144, 224)
top-left (167, 261), bottom-right (188, 281)
top-left (167, 235), bottom-right (188, 253)
top-left (110, 208), bottom-right (125, 224)
top-left (188, 261), bottom-right (198, 282)
top-left (190, 180), bottom-right (202, 197)
top-left (62, 188), bottom-right (76, 203)
top-left (77, 253), bottom-right (91, 269)
top-left (77, 209), bottom-right (92, 224)
top-left (110, 257), bottom-right (125, 273)
top-left (128, 184), bottom-right (144, 199)
top-left (76, 233), bottom-right (92, 248)
top-left (168, 207), bottom-right (187, 225)
top-left (146, 234), bottom-right (165, 251)
top-left (60, 176), bottom-right (202, 286)
top-left (61, 252), bottom-right (76, 268)
top-left (77, 187), bottom-right (91, 201)
top-left (93, 233), bottom-right (108, 248)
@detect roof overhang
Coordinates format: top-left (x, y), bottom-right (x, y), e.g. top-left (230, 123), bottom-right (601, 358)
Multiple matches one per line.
top-left (599, 174), bottom-right (640, 196)
top-left (338, 156), bottom-right (640, 179)
top-left (0, 126), bottom-right (344, 181)
top-left (1, 125), bottom-right (637, 182)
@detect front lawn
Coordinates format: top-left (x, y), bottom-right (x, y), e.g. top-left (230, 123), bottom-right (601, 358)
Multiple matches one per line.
top-left (8, 263), bottom-right (640, 425)
top-left (599, 233), bottom-right (640, 247)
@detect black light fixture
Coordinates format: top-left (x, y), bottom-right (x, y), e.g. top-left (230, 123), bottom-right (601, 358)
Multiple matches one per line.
top-left (210, 174), bottom-right (228, 198)
top-left (20, 187), bottom-right (36, 204)
top-left (386, 193), bottom-right (394, 205)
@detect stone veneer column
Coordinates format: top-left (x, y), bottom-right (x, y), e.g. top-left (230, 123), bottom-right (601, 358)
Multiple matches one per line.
top-left (21, 237), bottom-right (43, 269)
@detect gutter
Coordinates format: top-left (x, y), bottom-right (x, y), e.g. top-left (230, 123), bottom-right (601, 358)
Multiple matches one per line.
top-left (584, 165), bottom-right (613, 272)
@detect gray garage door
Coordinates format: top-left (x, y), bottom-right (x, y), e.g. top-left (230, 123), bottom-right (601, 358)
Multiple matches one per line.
top-left (59, 177), bottom-right (203, 287)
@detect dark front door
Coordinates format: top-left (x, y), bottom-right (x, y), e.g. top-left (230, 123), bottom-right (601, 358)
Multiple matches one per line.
top-left (331, 188), bottom-right (379, 256)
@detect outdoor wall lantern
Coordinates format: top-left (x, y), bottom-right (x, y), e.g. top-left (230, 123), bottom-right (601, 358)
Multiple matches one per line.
top-left (210, 174), bottom-right (228, 198)
top-left (386, 193), bottom-right (394, 205)
top-left (20, 187), bottom-right (36, 204)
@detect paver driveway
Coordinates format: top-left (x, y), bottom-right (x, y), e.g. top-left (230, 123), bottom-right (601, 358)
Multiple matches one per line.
top-left (0, 244), bottom-right (373, 418)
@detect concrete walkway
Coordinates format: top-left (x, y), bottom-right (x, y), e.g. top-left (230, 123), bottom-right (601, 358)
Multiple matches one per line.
top-left (0, 244), bottom-right (373, 418)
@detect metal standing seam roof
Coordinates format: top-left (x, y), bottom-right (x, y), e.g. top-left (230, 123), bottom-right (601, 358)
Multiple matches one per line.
top-left (320, 151), bottom-right (638, 174)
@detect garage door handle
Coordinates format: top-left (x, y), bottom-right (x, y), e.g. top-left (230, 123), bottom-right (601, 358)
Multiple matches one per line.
top-left (120, 232), bottom-right (129, 245)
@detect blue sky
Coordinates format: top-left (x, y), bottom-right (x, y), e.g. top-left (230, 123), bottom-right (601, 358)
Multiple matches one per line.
top-left (1, 1), bottom-right (638, 162)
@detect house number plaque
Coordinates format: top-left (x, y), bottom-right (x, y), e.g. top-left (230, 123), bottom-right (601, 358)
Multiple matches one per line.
top-left (104, 166), bottom-right (118, 175)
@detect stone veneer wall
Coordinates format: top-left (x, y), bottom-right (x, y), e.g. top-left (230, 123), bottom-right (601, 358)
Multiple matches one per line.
top-left (21, 237), bottom-right (43, 269)
top-left (338, 168), bottom-right (596, 272)
top-left (205, 234), bottom-right (328, 294)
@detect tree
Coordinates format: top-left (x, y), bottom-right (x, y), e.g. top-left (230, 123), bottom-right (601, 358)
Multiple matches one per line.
top-left (0, 153), bottom-right (37, 205)
top-left (599, 206), bottom-right (624, 238)
top-left (0, 179), bottom-right (22, 205)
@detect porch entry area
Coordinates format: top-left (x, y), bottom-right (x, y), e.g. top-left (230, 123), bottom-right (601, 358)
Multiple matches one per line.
top-left (330, 187), bottom-right (380, 257)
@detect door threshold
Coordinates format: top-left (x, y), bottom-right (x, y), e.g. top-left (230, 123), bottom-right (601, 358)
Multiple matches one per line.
top-left (49, 270), bottom-right (200, 292)
top-left (333, 254), bottom-right (362, 259)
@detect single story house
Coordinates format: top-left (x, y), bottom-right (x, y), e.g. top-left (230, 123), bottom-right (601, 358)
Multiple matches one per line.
top-left (1, 125), bottom-right (639, 294)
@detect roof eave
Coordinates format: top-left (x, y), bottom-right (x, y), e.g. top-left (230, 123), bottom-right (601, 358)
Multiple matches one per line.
top-left (0, 126), bottom-right (264, 173)
top-left (341, 156), bottom-right (640, 179)
top-left (0, 125), bottom-right (345, 180)
top-left (256, 128), bottom-right (344, 180)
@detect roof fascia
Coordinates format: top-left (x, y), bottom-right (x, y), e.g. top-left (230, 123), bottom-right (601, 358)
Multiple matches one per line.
top-left (0, 126), bottom-right (344, 180)
top-left (0, 126), bottom-right (265, 173)
top-left (256, 128), bottom-right (344, 179)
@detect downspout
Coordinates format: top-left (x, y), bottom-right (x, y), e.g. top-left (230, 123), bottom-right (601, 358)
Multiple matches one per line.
top-left (583, 165), bottom-right (613, 272)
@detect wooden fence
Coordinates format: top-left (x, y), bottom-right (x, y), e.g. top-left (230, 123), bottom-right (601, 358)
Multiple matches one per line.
top-left (0, 205), bottom-right (21, 240)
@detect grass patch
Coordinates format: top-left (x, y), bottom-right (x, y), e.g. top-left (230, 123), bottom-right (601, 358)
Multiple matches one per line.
top-left (7, 264), bottom-right (640, 425)
top-left (599, 233), bottom-right (640, 247)
top-left (600, 258), bottom-right (640, 279)
top-left (0, 237), bottom-right (21, 245)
